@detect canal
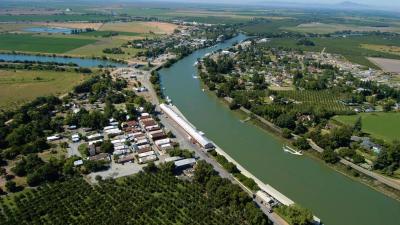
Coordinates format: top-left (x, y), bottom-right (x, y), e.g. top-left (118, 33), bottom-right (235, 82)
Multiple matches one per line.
top-left (159, 34), bottom-right (400, 225)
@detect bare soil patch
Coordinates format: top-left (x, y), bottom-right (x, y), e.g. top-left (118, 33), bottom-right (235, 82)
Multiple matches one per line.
top-left (368, 57), bottom-right (400, 73)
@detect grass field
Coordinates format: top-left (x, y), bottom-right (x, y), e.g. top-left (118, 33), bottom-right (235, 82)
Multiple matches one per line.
top-left (67, 38), bottom-right (142, 61)
top-left (333, 112), bottom-right (400, 143)
top-left (0, 69), bottom-right (88, 109)
top-left (264, 35), bottom-right (400, 68)
top-left (0, 33), bottom-right (96, 53)
top-left (276, 90), bottom-right (351, 113)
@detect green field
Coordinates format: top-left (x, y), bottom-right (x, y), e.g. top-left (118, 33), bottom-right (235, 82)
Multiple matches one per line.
top-left (0, 34), bottom-right (96, 53)
top-left (277, 90), bottom-right (351, 113)
top-left (264, 35), bottom-right (400, 68)
top-left (0, 69), bottom-right (88, 109)
top-left (333, 112), bottom-right (400, 143)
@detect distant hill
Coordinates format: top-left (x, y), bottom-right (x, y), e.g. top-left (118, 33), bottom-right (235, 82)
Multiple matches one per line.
top-left (335, 1), bottom-right (369, 9)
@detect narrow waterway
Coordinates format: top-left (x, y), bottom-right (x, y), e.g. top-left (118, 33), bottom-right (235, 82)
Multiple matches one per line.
top-left (0, 53), bottom-right (125, 67)
top-left (159, 34), bottom-right (400, 225)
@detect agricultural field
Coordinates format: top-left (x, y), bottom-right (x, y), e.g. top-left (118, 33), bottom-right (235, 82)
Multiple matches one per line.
top-left (0, 33), bottom-right (96, 53)
top-left (0, 69), bottom-right (88, 109)
top-left (362, 44), bottom-right (400, 56)
top-left (276, 90), bottom-right (351, 113)
top-left (367, 57), bottom-right (400, 73)
top-left (99, 21), bottom-right (178, 34)
top-left (264, 35), bottom-right (400, 68)
top-left (333, 112), bottom-right (400, 143)
top-left (283, 22), bottom-right (400, 34)
top-left (0, 173), bottom-right (265, 225)
top-left (66, 38), bottom-right (142, 61)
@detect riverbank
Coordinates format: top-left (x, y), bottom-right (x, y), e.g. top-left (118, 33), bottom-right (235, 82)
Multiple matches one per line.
top-left (159, 33), bottom-right (400, 225)
top-left (212, 86), bottom-right (400, 201)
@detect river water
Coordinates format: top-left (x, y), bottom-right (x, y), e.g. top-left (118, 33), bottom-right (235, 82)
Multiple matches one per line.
top-left (0, 53), bottom-right (125, 68)
top-left (159, 34), bottom-right (400, 225)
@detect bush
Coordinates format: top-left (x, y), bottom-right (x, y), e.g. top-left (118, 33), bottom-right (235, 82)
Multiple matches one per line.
top-left (293, 137), bottom-right (310, 150)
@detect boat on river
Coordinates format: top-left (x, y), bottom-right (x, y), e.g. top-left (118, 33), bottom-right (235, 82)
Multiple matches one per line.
top-left (283, 146), bottom-right (303, 156)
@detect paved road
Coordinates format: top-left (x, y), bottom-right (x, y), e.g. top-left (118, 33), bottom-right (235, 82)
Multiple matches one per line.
top-left (68, 141), bottom-right (82, 157)
top-left (340, 158), bottom-right (400, 191)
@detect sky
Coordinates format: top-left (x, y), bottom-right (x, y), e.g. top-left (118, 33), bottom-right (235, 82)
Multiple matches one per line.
top-left (159, 0), bottom-right (400, 9)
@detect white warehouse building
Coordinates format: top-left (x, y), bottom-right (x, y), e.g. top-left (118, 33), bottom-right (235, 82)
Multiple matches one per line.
top-left (160, 104), bottom-right (214, 150)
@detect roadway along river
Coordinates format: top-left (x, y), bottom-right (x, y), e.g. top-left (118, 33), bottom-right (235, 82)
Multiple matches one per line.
top-left (159, 34), bottom-right (400, 225)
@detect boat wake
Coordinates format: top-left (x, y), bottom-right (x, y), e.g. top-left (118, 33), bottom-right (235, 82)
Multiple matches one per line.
top-left (283, 146), bottom-right (303, 156)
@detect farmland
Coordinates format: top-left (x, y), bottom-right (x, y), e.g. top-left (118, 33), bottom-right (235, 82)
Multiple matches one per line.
top-left (367, 57), bottom-right (400, 73)
top-left (66, 38), bottom-right (142, 61)
top-left (0, 69), bottom-right (87, 109)
top-left (333, 112), bottom-right (400, 143)
top-left (99, 22), bottom-right (178, 34)
top-left (0, 173), bottom-right (267, 225)
top-left (264, 35), bottom-right (400, 68)
top-left (362, 44), bottom-right (400, 56)
top-left (0, 34), bottom-right (96, 53)
top-left (276, 90), bottom-right (351, 113)
top-left (283, 22), bottom-right (400, 34)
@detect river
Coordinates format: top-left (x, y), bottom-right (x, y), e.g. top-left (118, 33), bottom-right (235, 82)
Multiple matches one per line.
top-left (159, 34), bottom-right (400, 225)
top-left (0, 53), bottom-right (125, 68)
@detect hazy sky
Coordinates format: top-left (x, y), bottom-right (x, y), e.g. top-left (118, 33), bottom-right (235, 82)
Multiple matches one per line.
top-left (170, 0), bottom-right (400, 8)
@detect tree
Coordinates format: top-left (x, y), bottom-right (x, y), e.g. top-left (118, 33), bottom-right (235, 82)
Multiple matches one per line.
top-left (322, 149), bottom-right (339, 164)
top-left (100, 140), bottom-right (114, 154)
top-left (293, 137), bottom-right (310, 150)
top-left (282, 128), bottom-right (292, 139)
top-left (276, 114), bottom-right (296, 130)
top-left (159, 162), bottom-right (175, 174)
top-left (277, 204), bottom-right (313, 225)
top-left (143, 161), bottom-right (158, 173)
top-left (5, 180), bottom-right (18, 193)
top-left (194, 160), bottom-right (216, 184)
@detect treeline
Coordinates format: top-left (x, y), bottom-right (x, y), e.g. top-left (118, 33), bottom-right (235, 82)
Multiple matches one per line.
top-left (150, 70), bottom-right (163, 98)
top-left (0, 61), bottom-right (92, 73)
top-left (209, 150), bottom-right (259, 191)
top-left (102, 47), bottom-right (125, 54)
top-left (71, 28), bottom-right (95, 34)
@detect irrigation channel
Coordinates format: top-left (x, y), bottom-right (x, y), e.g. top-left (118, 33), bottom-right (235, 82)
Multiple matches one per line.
top-left (0, 53), bottom-right (125, 68)
top-left (158, 34), bottom-right (400, 225)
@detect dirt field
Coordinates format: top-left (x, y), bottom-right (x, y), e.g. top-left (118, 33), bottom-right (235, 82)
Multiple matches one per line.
top-left (362, 44), bottom-right (400, 56)
top-left (34, 22), bottom-right (104, 30)
top-left (99, 21), bottom-right (178, 34)
top-left (368, 57), bottom-right (400, 73)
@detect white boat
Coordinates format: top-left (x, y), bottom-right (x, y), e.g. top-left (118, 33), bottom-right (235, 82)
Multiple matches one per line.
top-left (193, 61), bottom-right (198, 66)
top-left (283, 145), bottom-right (303, 156)
top-left (165, 96), bottom-right (172, 103)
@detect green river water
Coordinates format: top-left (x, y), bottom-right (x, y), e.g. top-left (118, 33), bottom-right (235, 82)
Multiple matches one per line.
top-left (159, 34), bottom-right (400, 225)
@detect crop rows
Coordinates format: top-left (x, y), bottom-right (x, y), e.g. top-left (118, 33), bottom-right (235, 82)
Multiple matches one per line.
top-left (277, 90), bottom-right (351, 113)
top-left (0, 173), bottom-right (252, 225)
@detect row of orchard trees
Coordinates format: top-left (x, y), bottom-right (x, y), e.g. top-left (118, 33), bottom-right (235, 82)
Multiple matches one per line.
top-left (0, 161), bottom-right (271, 225)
